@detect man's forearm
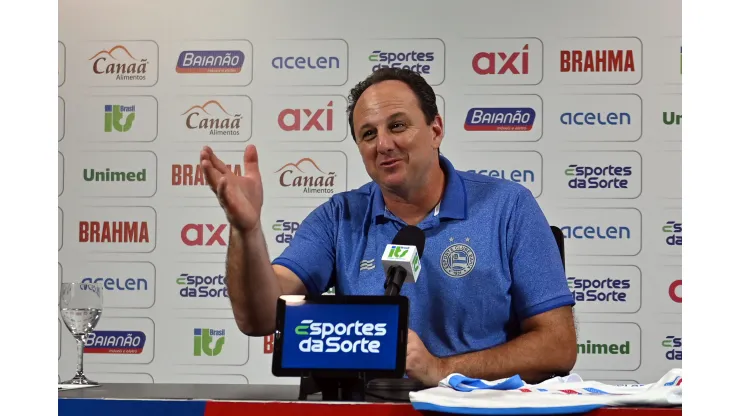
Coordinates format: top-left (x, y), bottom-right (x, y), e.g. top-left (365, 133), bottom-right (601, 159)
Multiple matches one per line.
top-left (439, 329), bottom-right (577, 383)
top-left (225, 225), bottom-right (283, 336)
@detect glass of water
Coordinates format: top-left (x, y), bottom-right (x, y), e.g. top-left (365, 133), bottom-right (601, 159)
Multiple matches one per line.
top-left (59, 282), bottom-right (103, 385)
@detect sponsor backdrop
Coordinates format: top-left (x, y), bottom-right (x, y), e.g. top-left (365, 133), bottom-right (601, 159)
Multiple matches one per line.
top-left (58, 0), bottom-right (681, 386)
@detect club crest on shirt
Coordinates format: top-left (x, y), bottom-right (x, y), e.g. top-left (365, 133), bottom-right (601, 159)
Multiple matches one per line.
top-left (440, 237), bottom-right (476, 278)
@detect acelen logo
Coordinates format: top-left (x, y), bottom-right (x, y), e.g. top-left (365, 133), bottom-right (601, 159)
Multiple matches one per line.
top-left (90, 45), bottom-right (150, 81)
top-left (278, 101), bottom-right (334, 132)
top-left (560, 49), bottom-right (636, 73)
top-left (79, 221), bottom-right (150, 244)
top-left (176, 50), bottom-right (244, 74)
top-left (172, 162), bottom-right (242, 186)
top-left (181, 224), bottom-right (227, 247)
top-left (182, 100), bottom-right (243, 136)
top-left (275, 158), bottom-right (337, 195)
top-left (473, 44), bottom-right (530, 75)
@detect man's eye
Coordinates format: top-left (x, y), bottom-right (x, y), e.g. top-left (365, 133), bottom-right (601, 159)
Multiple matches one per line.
top-left (391, 122), bottom-right (405, 130)
top-left (363, 130), bottom-right (376, 140)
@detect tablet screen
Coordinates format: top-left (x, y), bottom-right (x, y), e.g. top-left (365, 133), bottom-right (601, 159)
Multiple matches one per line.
top-left (272, 296), bottom-right (408, 377)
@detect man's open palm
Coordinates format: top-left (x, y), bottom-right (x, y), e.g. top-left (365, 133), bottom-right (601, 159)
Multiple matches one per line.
top-left (200, 144), bottom-right (264, 233)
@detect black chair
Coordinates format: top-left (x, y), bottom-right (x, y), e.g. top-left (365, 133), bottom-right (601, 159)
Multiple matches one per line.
top-left (551, 226), bottom-right (565, 271)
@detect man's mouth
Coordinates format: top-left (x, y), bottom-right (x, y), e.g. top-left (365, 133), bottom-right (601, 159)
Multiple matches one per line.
top-left (379, 158), bottom-right (401, 167)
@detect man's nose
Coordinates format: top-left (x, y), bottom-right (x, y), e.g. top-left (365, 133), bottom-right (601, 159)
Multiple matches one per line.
top-left (376, 128), bottom-right (395, 153)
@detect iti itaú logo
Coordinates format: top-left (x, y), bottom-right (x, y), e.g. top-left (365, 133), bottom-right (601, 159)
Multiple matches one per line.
top-left (294, 320), bottom-right (387, 353)
top-left (387, 245), bottom-right (421, 274)
top-left (194, 328), bottom-right (225, 356)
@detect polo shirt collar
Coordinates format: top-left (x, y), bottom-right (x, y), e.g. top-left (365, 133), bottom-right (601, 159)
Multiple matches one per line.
top-left (371, 155), bottom-right (468, 222)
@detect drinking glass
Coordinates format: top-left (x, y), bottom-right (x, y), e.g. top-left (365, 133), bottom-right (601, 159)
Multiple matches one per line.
top-left (59, 282), bottom-right (103, 385)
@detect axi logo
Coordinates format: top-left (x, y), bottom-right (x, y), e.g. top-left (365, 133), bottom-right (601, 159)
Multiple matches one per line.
top-left (669, 279), bottom-right (682, 303)
top-left (176, 50), bottom-right (244, 74)
top-left (369, 50), bottom-right (434, 74)
top-left (464, 108), bottom-right (535, 131)
top-left (79, 221), bottom-right (150, 243)
top-left (662, 335), bottom-right (682, 360)
top-left (182, 100), bottom-right (243, 136)
top-left (181, 224), bottom-right (227, 247)
top-left (172, 163), bottom-right (242, 186)
top-left (178, 273), bottom-right (228, 298)
top-left (193, 328), bottom-right (226, 356)
top-left (273, 220), bottom-right (300, 244)
top-left (568, 276), bottom-right (630, 302)
top-left (90, 45), bottom-right (149, 81)
top-left (560, 49), bottom-right (636, 72)
top-left (663, 221), bottom-right (682, 246)
top-left (275, 158), bottom-right (337, 195)
top-left (104, 105), bottom-right (136, 133)
top-left (472, 44), bottom-right (530, 75)
top-left (564, 164), bottom-right (632, 189)
top-left (577, 340), bottom-right (631, 355)
top-left (663, 111), bottom-right (681, 126)
top-left (278, 101), bottom-right (334, 132)
top-left (85, 330), bottom-right (146, 354)
top-left (295, 320), bottom-right (386, 353)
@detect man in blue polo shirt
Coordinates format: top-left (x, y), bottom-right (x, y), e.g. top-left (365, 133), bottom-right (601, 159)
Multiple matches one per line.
top-left (199, 68), bottom-right (577, 387)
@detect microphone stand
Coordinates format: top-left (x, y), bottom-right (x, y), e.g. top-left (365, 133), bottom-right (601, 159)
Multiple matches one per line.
top-left (383, 266), bottom-right (406, 297)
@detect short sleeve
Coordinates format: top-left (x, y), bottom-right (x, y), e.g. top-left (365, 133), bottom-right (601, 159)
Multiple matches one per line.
top-left (507, 188), bottom-right (575, 320)
top-left (271, 201), bottom-right (336, 295)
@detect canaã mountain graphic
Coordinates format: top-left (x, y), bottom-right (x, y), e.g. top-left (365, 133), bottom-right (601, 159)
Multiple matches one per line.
top-left (89, 45), bottom-right (137, 61)
top-left (274, 158), bottom-right (326, 174)
top-left (181, 100), bottom-right (233, 116)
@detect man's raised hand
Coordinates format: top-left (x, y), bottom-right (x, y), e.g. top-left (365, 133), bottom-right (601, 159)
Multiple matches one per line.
top-left (200, 145), bottom-right (264, 234)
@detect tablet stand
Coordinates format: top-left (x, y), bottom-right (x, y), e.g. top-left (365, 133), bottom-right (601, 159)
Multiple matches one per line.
top-left (299, 373), bottom-right (367, 401)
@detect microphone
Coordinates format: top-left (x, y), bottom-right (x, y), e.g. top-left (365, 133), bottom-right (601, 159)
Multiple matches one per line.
top-left (382, 225), bottom-right (426, 296)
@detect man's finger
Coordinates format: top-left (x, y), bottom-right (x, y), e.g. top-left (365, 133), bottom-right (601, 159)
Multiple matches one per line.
top-left (200, 159), bottom-right (223, 193)
top-left (243, 144), bottom-right (261, 177)
top-left (202, 146), bottom-right (232, 175)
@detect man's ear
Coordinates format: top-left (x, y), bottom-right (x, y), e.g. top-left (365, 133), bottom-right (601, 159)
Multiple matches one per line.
top-left (431, 114), bottom-right (444, 151)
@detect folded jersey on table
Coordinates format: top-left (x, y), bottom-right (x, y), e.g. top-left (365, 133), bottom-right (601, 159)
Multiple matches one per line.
top-left (409, 368), bottom-right (682, 415)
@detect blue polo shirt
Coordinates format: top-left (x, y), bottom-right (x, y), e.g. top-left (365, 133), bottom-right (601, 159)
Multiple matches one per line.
top-left (272, 155), bottom-right (574, 358)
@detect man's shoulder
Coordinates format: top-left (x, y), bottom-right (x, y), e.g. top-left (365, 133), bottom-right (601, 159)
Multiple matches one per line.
top-left (456, 169), bottom-right (533, 202)
top-left (312, 181), bottom-right (376, 215)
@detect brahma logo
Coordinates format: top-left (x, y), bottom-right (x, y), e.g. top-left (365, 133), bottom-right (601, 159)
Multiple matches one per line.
top-left (275, 158), bottom-right (337, 195)
top-left (79, 221), bottom-right (150, 243)
top-left (294, 320), bottom-right (387, 353)
top-left (182, 100), bottom-right (243, 136)
top-left (171, 162), bottom-right (242, 186)
top-left (560, 49), bottom-right (636, 73)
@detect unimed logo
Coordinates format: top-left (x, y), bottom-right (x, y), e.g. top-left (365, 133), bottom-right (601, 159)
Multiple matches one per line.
top-left (295, 320), bottom-right (386, 353)
top-left (578, 340), bottom-right (631, 355)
